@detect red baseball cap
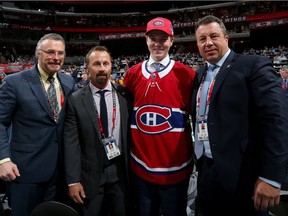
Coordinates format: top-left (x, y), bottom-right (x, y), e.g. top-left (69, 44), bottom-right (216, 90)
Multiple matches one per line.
top-left (145, 17), bottom-right (174, 36)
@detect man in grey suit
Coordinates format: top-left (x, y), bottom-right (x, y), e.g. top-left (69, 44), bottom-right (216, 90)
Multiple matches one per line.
top-left (0, 33), bottom-right (76, 216)
top-left (63, 46), bottom-right (133, 216)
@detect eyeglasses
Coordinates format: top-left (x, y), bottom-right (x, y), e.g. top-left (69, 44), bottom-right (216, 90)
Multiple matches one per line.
top-left (39, 49), bottom-right (65, 57)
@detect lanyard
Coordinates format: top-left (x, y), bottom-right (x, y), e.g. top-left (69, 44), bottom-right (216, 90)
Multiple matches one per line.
top-left (196, 69), bottom-right (219, 118)
top-left (95, 90), bottom-right (117, 138)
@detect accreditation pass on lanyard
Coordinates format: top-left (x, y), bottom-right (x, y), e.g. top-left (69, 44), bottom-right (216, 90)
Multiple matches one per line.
top-left (196, 72), bottom-right (217, 142)
top-left (99, 90), bottom-right (121, 160)
top-left (197, 119), bottom-right (209, 141)
top-left (102, 136), bottom-right (121, 160)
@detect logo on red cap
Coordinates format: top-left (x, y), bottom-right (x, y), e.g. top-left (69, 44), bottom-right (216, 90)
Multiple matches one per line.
top-left (145, 17), bottom-right (174, 36)
top-left (153, 20), bottom-right (165, 27)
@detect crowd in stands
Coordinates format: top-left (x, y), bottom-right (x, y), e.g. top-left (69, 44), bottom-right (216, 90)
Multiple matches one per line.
top-left (0, 43), bottom-right (287, 87)
top-left (2, 1), bottom-right (288, 30)
top-left (1, 1), bottom-right (288, 48)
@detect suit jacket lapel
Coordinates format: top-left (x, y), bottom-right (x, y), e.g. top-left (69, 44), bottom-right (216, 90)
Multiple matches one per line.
top-left (112, 83), bottom-right (127, 139)
top-left (197, 66), bottom-right (206, 84)
top-left (27, 66), bottom-right (55, 121)
top-left (57, 72), bottom-right (72, 121)
top-left (211, 51), bottom-right (237, 99)
top-left (80, 86), bottom-right (102, 140)
top-left (192, 66), bottom-right (206, 112)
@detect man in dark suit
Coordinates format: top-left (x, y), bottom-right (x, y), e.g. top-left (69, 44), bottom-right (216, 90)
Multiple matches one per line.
top-left (0, 33), bottom-right (76, 216)
top-left (63, 46), bottom-right (132, 216)
top-left (191, 15), bottom-right (288, 216)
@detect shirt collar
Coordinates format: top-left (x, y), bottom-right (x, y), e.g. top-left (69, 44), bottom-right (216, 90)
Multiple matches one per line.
top-left (148, 55), bottom-right (170, 67)
top-left (37, 63), bottom-right (58, 83)
top-left (206, 49), bottom-right (231, 68)
top-left (90, 80), bottom-right (112, 95)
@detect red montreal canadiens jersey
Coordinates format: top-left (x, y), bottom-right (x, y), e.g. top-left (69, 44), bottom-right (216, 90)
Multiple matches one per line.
top-left (124, 60), bottom-right (196, 184)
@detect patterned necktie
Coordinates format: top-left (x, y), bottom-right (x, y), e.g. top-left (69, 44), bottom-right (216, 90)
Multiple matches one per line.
top-left (98, 90), bottom-right (108, 137)
top-left (195, 64), bottom-right (217, 159)
top-left (47, 76), bottom-right (59, 118)
top-left (154, 62), bottom-right (162, 72)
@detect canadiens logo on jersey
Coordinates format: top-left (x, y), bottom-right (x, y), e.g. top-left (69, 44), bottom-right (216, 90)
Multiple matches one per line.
top-left (131, 104), bottom-right (187, 134)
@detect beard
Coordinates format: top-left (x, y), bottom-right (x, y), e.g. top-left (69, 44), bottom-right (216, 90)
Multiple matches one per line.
top-left (90, 73), bottom-right (109, 88)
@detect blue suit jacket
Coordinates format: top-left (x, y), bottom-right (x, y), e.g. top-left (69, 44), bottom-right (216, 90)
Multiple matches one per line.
top-left (192, 51), bottom-right (288, 192)
top-left (0, 65), bottom-right (76, 183)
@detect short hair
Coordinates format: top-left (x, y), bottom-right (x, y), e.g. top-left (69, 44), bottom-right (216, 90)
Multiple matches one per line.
top-left (35, 33), bottom-right (65, 59)
top-left (36, 33), bottom-right (65, 51)
top-left (195, 15), bottom-right (228, 36)
top-left (85, 46), bottom-right (111, 65)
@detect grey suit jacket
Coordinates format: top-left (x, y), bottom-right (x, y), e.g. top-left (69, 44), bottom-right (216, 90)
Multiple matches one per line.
top-left (63, 82), bottom-right (132, 199)
top-left (0, 65), bottom-right (76, 183)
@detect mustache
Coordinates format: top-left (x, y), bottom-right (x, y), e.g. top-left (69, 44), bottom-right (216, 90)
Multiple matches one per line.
top-left (48, 62), bottom-right (62, 65)
top-left (96, 73), bottom-right (107, 77)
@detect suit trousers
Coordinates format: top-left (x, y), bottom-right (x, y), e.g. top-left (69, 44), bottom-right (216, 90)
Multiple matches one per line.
top-left (9, 179), bottom-right (56, 216)
top-left (196, 156), bottom-right (269, 216)
top-left (81, 156), bottom-right (127, 216)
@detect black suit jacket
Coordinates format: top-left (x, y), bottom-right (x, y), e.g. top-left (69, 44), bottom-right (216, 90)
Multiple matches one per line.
top-left (192, 51), bottom-right (288, 192)
top-left (63, 82), bottom-right (132, 199)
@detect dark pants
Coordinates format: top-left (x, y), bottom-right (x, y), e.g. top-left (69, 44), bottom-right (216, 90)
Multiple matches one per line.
top-left (196, 156), bottom-right (269, 216)
top-left (133, 174), bottom-right (189, 216)
top-left (10, 180), bottom-right (56, 216)
top-left (81, 162), bottom-right (127, 216)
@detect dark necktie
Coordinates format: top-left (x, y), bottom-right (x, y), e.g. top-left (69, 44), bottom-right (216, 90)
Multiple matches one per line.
top-left (98, 90), bottom-right (108, 137)
top-left (47, 76), bottom-right (59, 118)
top-left (98, 90), bottom-right (111, 167)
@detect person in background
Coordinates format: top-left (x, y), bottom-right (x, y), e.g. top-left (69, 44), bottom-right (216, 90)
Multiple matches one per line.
top-left (77, 70), bottom-right (90, 88)
top-left (124, 17), bottom-right (196, 216)
top-left (0, 71), bottom-right (6, 85)
top-left (0, 33), bottom-right (76, 216)
top-left (63, 46), bottom-right (133, 216)
top-left (279, 65), bottom-right (288, 99)
top-left (276, 51), bottom-right (287, 63)
top-left (71, 64), bottom-right (79, 83)
top-left (191, 15), bottom-right (288, 216)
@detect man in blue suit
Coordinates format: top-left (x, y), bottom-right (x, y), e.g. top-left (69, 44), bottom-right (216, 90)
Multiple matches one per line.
top-left (191, 15), bottom-right (288, 216)
top-left (0, 33), bottom-right (76, 216)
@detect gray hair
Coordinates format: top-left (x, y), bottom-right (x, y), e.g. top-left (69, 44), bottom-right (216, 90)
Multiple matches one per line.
top-left (35, 33), bottom-right (65, 60)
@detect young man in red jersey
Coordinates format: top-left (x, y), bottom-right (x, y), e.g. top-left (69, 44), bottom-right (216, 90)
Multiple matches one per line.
top-left (124, 17), bottom-right (196, 216)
